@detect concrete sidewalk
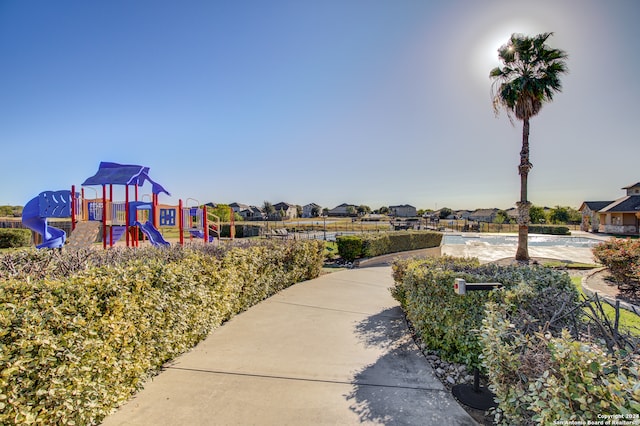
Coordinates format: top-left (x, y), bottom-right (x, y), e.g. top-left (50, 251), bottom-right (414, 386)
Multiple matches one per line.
top-left (101, 266), bottom-right (477, 426)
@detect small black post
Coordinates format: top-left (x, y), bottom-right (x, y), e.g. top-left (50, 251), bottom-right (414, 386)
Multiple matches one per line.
top-left (451, 367), bottom-right (497, 410)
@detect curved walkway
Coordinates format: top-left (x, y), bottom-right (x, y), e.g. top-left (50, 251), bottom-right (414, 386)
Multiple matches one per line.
top-left (101, 266), bottom-right (476, 426)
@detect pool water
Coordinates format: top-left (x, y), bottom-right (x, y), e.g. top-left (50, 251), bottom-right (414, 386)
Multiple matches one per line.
top-left (443, 234), bottom-right (603, 248)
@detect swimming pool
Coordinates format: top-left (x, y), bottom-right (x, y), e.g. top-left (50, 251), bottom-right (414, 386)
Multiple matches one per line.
top-left (443, 234), bottom-right (603, 248)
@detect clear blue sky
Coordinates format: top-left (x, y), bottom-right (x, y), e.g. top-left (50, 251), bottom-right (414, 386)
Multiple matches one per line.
top-left (1, 0), bottom-right (638, 211)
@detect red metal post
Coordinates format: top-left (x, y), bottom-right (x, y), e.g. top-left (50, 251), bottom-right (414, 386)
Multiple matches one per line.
top-left (109, 184), bottom-right (114, 247)
top-left (153, 193), bottom-right (158, 228)
top-left (125, 185), bottom-right (130, 247)
top-left (71, 185), bottom-right (76, 231)
top-left (102, 185), bottom-right (107, 249)
top-left (203, 205), bottom-right (208, 243)
top-left (178, 199), bottom-right (184, 246)
top-left (134, 185), bottom-right (139, 247)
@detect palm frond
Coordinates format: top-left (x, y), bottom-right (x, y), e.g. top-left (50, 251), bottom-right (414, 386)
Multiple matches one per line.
top-left (489, 32), bottom-right (568, 122)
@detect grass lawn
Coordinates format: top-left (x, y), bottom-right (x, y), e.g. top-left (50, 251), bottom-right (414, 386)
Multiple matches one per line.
top-left (572, 276), bottom-right (640, 336)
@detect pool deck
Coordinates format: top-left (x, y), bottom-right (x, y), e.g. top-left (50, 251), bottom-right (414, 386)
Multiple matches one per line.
top-left (440, 231), bottom-right (609, 264)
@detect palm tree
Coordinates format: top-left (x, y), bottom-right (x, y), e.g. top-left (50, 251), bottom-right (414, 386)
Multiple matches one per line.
top-left (490, 32), bottom-right (568, 261)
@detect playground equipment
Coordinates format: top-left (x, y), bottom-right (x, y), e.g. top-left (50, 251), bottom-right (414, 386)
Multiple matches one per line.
top-left (21, 190), bottom-right (77, 248)
top-left (22, 162), bottom-right (224, 249)
top-left (182, 199), bottom-right (221, 244)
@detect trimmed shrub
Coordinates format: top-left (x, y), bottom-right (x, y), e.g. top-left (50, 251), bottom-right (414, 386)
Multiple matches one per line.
top-left (480, 302), bottom-right (640, 424)
top-left (392, 255), bottom-right (640, 425)
top-left (362, 231), bottom-right (442, 257)
top-left (0, 229), bottom-right (31, 248)
top-left (390, 257), bottom-right (577, 367)
top-left (528, 225), bottom-right (570, 235)
top-left (0, 240), bottom-right (324, 425)
top-left (218, 224), bottom-right (262, 238)
top-left (592, 237), bottom-right (640, 284)
top-left (337, 231), bottom-right (442, 261)
top-left (336, 235), bottom-right (363, 262)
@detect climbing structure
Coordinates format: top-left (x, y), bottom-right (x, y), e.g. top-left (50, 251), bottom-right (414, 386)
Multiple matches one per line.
top-left (22, 161), bottom-right (219, 249)
top-left (81, 162), bottom-right (171, 248)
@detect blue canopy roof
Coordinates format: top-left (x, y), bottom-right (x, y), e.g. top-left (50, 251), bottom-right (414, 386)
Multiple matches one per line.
top-left (82, 162), bottom-right (170, 196)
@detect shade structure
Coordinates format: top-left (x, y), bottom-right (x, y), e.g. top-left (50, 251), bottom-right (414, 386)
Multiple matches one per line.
top-left (82, 162), bottom-right (170, 196)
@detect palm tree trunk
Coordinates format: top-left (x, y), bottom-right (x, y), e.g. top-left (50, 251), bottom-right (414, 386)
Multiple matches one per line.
top-left (516, 118), bottom-right (532, 261)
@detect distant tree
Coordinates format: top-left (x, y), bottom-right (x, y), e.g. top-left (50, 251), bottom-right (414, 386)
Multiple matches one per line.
top-left (357, 205), bottom-right (371, 216)
top-left (529, 205), bottom-right (547, 224)
top-left (0, 206), bottom-right (14, 217)
top-left (322, 207), bottom-right (329, 216)
top-left (494, 210), bottom-right (511, 224)
top-left (311, 205), bottom-right (321, 217)
top-left (549, 206), bottom-right (582, 224)
top-left (208, 204), bottom-right (236, 222)
top-left (493, 211), bottom-right (506, 231)
top-left (262, 201), bottom-right (276, 217)
top-left (567, 207), bottom-right (582, 224)
top-left (549, 206), bottom-right (569, 224)
top-left (296, 205), bottom-right (303, 218)
top-left (378, 206), bottom-right (390, 215)
top-left (439, 207), bottom-right (453, 219)
top-left (490, 32), bottom-right (568, 260)
top-left (346, 205), bottom-right (357, 217)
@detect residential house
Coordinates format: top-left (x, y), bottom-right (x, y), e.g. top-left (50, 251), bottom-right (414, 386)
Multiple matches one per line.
top-left (389, 204), bottom-right (417, 217)
top-left (505, 207), bottom-right (518, 222)
top-left (468, 208), bottom-right (499, 223)
top-left (580, 182), bottom-right (640, 235)
top-left (578, 201), bottom-right (611, 232)
top-left (229, 202), bottom-right (250, 213)
top-left (272, 202), bottom-right (298, 220)
top-left (239, 206), bottom-right (264, 221)
top-left (456, 210), bottom-right (473, 220)
top-left (302, 203), bottom-right (322, 218)
top-left (327, 203), bottom-right (357, 217)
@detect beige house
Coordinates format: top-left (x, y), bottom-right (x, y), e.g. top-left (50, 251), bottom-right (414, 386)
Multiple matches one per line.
top-left (389, 204), bottom-right (417, 217)
top-left (578, 201), bottom-right (610, 232)
top-left (327, 203), bottom-right (357, 217)
top-left (302, 203), bottom-right (321, 218)
top-left (579, 182), bottom-right (640, 235)
top-left (272, 202), bottom-right (298, 220)
top-left (468, 208), bottom-right (498, 223)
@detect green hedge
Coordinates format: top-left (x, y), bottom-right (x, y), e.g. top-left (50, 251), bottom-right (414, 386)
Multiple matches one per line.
top-left (0, 240), bottom-right (324, 425)
top-left (0, 229), bottom-right (31, 249)
top-left (337, 231), bottom-right (442, 261)
top-left (219, 224), bottom-right (262, 238)
top-left (391, 256), bottom-right (640, 424)
top-left (390, 256), bottom-right (576, 366)
top-left (481, 298), bottom-right (640, 424)
top-left (336, 235), bottom-right (363, 262)
top-left (528, 225), bottom-right (570, 235)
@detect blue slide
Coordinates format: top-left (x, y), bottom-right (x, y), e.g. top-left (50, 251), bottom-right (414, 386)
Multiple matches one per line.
top-left (135, 221), bottom-right (170, 246)
top-left (104, 226), bottom-right (127, 245)
top-left (189, 229), bottom-right (216, 242)
top-left (21, 193), bottom-right (67, 249)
